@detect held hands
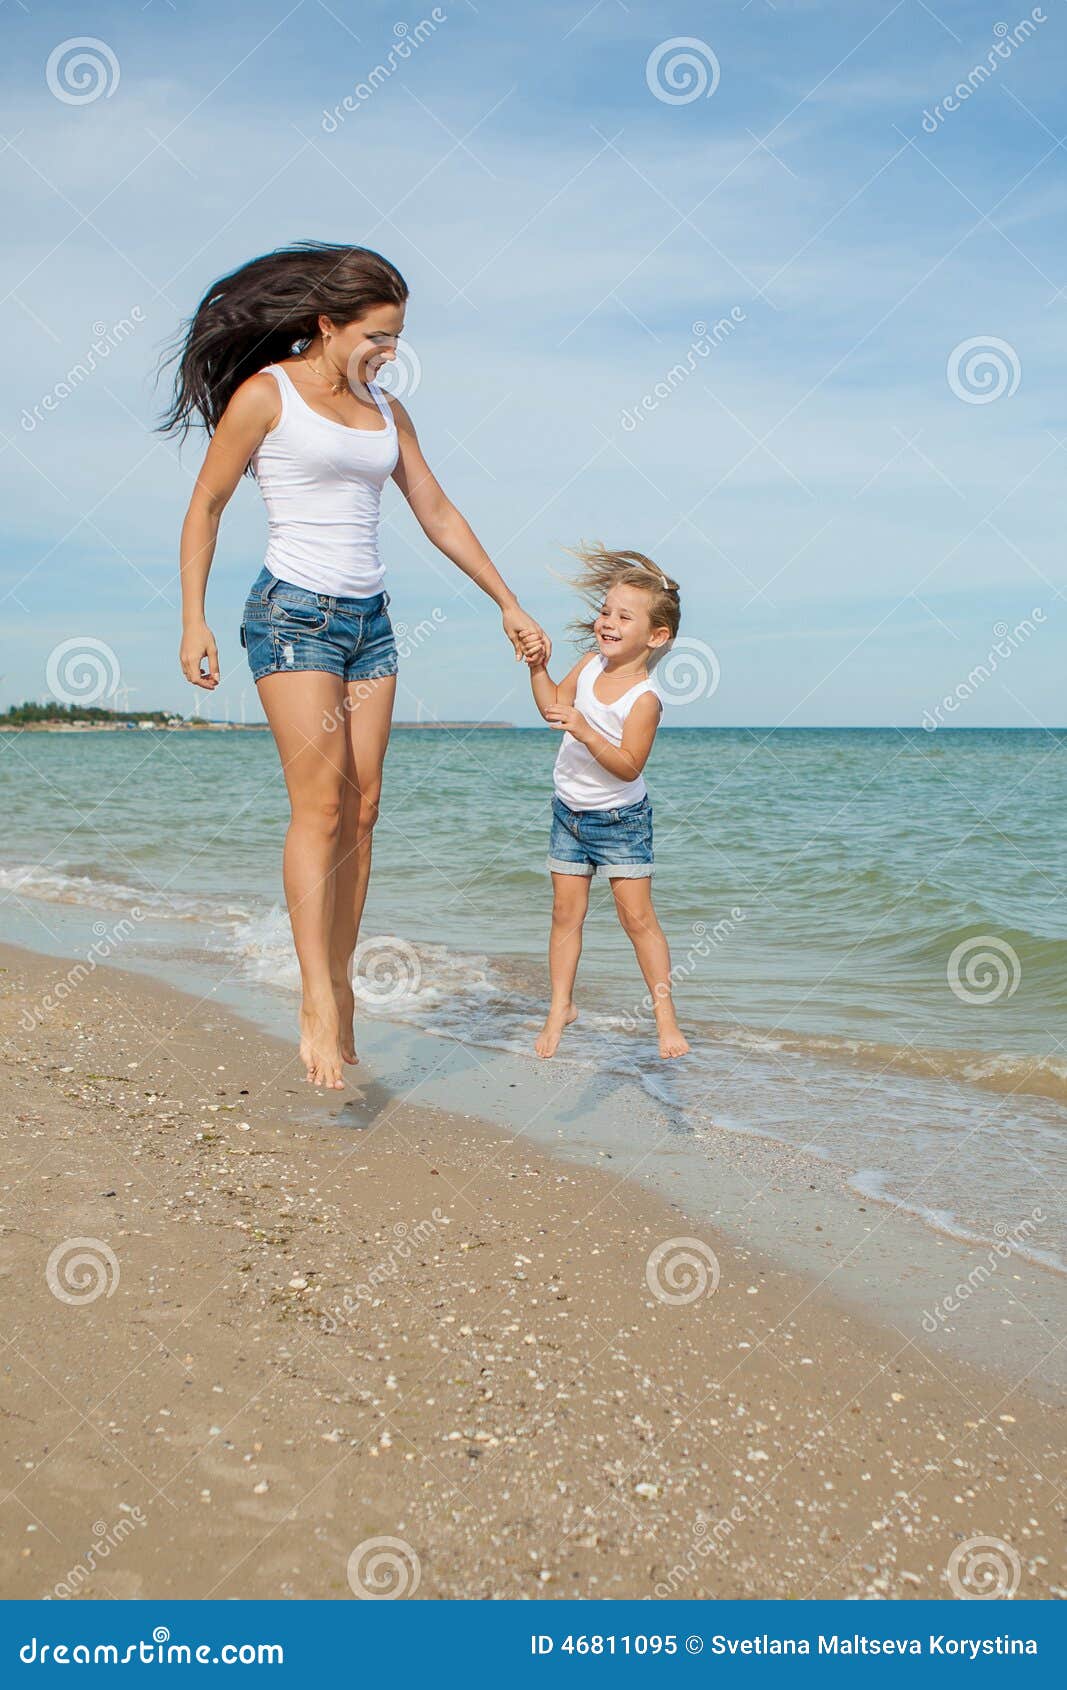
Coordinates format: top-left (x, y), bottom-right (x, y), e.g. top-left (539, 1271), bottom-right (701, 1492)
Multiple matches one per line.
top-left (518, 629), bottom-right (549, 669)
top-left (179, 622), bottom-right (220, 689)
top-left (502, 604), bottom-right (551, 666)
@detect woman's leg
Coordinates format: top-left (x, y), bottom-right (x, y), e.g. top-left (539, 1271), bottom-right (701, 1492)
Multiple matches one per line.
top-left (257, 669), bottom-right (350, 1089)
top-left (331, 674), bottom-right (397, 1062)
top-left (609, 877), bottom-right (690, 1059)
top-left (535, 871), bottom-right (590, 1058)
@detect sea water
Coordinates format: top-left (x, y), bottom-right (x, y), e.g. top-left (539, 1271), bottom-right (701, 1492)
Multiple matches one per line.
top-left (3, 725), bottom-right (1065, 1271)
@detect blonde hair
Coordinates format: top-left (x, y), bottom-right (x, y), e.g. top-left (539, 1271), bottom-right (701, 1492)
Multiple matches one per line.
top-left (567, 543), bottom-right (681, 656)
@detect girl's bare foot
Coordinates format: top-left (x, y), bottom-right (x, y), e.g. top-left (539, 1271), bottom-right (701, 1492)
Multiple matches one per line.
top-left (534, 1003), bottom-right (578, 1059)
top-left (655, 1006), bottom-right (689, 1059)
top-left (299, 1000), bottom-right (346, 1089)
top-left (332, 975), bottom-right (359, 1065)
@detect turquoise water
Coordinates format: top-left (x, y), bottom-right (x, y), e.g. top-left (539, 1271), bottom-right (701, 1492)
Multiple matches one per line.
top-left (3, 726), bottom-right (1065, 1267)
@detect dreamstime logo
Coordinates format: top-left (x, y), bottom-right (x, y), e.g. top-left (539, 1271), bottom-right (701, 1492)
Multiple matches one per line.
top-left (46, 38), bottom-right (120, 105)
top-left (316, 611), bottom-right (440, 735)
top-left (655, 637), bottom-right (720, 706)
top-left (321, 11), bottom-right (447, 131)
top-left (20, 310), bottom-right (145, 432)
top-left (620, 312), bottom-right (746, 432)
top-left (619, 913), bottom-right (745, 1033)
top-left (346, 1536), bottom-right (421, 1599)
top-left (947, 1535), bottom-right (1021, 1599)
top-left (947, 936), bottom-right (1021, 1005)
top-left (354, 936), bottom-right (422, 1006)
top-left (319, 674), bottom-right (395, 735)
top-left (46, 1238), bottom-right (120, 1306)
top-left (19, 913), bottom-right (146, 1031)
top-left (921, 1208), bottom-right (1044, 1333)
top-left (19, 1629), bottom-right (283, 1665)
top-left (646, 1238), bottom-right (720, 1305)
top-left (394, 607), bottom-right (445, 661)
top-left (645, 37), bottom-right (720, 105)
top-left (45, 638), bottom-right (121, 707)
top-left (47, 1508), bottom-right (148, 1599)
top-left (921, 610), bottom-right (1045, 731)
top-left (920, 11), bottom-right (1046, 132)
top-left (321, 1209), bottom-right (450, 1327)
top-left (947, 337), bottom-right (1020, 404)
top-left (653, 1505), bottom-right (750, 1595)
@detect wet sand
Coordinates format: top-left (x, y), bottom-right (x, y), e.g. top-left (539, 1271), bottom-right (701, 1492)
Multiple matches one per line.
top-left (0, 940), bottom-right (1063, 1600)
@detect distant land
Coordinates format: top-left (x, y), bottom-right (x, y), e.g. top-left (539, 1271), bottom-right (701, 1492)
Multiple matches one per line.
top-left (0, 702), bottom-right (514, 732)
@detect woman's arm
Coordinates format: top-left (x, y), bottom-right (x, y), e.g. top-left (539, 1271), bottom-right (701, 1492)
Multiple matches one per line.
top-left (389, 398), bottom-right (550, 662)
top-left (178, 374), bottom-right (279, 689)
top-left (528, 652), bottom-right (591, 720)
top-left (546, 690), bottom-right (662, 782)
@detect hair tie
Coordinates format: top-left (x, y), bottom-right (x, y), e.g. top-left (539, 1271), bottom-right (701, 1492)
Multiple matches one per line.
top-left (659, 574), bottom-right (671, 590)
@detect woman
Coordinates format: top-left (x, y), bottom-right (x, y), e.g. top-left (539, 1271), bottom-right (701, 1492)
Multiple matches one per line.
top-left (166, 242), bottom-right (548, 1091)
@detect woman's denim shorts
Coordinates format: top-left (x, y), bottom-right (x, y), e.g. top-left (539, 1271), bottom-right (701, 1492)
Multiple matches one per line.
top-left (239, 566), bottom-right (399, 684)
top-left (548, 793), bottom-right (654, 879)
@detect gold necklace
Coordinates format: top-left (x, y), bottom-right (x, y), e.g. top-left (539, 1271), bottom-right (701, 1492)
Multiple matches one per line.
top-left (300, 350), bottom-right (347, 396)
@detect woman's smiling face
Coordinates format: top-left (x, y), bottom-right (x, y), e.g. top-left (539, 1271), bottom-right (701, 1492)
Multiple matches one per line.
top-left (321, 302), bottom-right (407, 393)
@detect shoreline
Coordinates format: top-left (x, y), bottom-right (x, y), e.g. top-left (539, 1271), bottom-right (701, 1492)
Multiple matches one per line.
top-left (4, 892), bottom-right (1065, 1397)
top-left (1, 938), bottom-right (1063, 1600)
top-left (0, 721), bottom-right (515, 734)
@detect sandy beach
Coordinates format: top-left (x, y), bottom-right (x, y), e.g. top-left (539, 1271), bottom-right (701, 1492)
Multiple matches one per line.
top-left (1, 938), bottom-right (1063, 1601)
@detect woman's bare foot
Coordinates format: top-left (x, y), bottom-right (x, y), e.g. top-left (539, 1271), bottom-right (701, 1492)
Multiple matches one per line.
top-left (655, 1007), bottom-right (690, 1059)
top-left (534, 1003), bottom-right (578, 1059)
top-left (299, 1000), bottom-right (346, 1089)
top-left (332, 974), bottom-right (359, 1065)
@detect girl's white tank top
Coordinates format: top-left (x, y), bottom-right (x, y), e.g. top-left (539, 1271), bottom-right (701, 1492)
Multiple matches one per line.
top-left (250, 363), bottom-right (399, 598)
top-left (553, 655), bottom-right (660, 811)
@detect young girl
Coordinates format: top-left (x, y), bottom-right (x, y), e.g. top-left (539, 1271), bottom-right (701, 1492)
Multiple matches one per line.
top-left (525, 547), bottom-right (689, 1061)
top-left (166, 243), bottom-right (548, 1090)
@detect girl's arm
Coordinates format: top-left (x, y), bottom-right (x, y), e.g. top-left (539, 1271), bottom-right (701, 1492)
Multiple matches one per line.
top-left (547, 690), bottom-right (662, 782)
top-left (179, 374), bottom-right (278, 689)
top-left (527, 651), bottom-right (593, 720)
top-left (389, 399), bottom-right (550, 662)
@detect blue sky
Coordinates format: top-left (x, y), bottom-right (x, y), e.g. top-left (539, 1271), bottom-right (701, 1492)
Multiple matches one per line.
top-left (1, 0), bottom-right (1064, 726)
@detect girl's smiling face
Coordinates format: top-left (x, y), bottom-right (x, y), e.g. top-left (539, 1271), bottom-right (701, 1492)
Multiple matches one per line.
top-left (594, 584), bottom-right (671, 664)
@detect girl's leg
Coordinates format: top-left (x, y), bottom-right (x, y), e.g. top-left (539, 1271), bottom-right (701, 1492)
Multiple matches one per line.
top-left (256, 669), bottom-right (350, 1089)
top-left (609, 877), bottom-right (690, 1059)
top-left (331, 674), bottom-right (397, 1063)
top-left (535, 871), bottom-right (590, 1058)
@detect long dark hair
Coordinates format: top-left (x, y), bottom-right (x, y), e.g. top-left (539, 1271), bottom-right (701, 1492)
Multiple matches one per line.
top-left (159, 241), bottom-right (408, 439)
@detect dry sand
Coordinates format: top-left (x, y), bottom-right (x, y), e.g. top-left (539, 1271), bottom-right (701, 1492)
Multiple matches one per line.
top-left (0, 940), bottom-right (1063, 1601)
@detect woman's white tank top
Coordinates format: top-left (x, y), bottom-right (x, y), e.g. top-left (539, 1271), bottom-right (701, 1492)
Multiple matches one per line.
top-left (250, 363), bottom-right (399, 598)
top-left (553, 655), bottom-right (660, 811)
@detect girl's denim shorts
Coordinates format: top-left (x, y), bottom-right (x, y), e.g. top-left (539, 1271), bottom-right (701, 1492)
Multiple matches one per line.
top-left (239, 566), bottom-right (399, 684)
top-left (548, 793), bottom-right (654, 879)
